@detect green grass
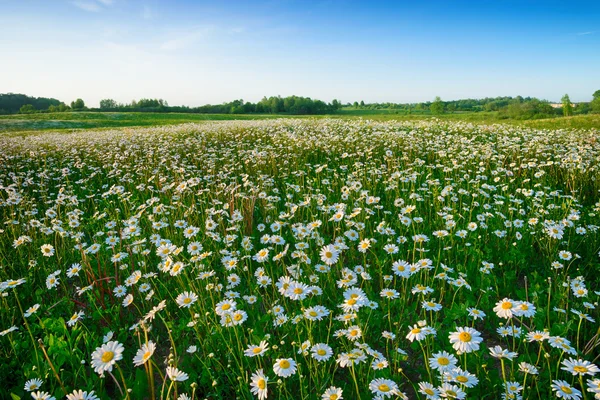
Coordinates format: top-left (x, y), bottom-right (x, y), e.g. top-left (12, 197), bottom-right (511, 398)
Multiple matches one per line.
top-left (1, 111), bottom-right (599, 134)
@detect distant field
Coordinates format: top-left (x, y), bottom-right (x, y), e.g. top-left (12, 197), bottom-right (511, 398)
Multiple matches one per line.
top-left (1, 111), bottom-right (599, 133)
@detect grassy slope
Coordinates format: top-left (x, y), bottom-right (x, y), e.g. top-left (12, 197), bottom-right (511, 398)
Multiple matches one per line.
top-left (1, 111), bottom-right (599, 133)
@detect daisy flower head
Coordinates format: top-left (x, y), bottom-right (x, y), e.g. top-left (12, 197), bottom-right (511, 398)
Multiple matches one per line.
top-left (65, 390), bottom-right (99, 400)
top-left (133, 341), bottom-right (156, 366)
top-left (166, 366), bottom-right (189, 381)
top-left (24, 378), bottom-right (44, 392)
top-left (561, 358), bottom-right (600, 376)
top-left (273, 358), bottom-right (297, 378)
top-left (551, 379), bottom-right (581, 399)
top-left (250, 369), bottom-right (268, 400)
top-left (311, 343), bottom-right (333, 362)
top-left (429, 351), bottom-right (458, 372)
top-left (322, 386), bottom-right (343, 400)
top-left (369, 378), bottom-right (399, 398)
top-left (493, 298), bottom-right (516, 319)
top-left (176, 291), bottom-right (198, 308)
top-left (90, 341), bottom-right (124, 375)
top-left (449, 327), bottom-right (483, 353)
top-left (244, 341), bottom-right (269, 357)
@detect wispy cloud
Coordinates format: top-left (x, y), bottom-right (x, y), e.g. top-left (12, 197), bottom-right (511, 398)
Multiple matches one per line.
top-left (71, 1), bottom-right (101, 12)
top-left (576, 31), bottom-right (596, 36)
top-left (70, 0), bottom-right (115, 12)
top-left (160, 27), bottom-right (214, 51)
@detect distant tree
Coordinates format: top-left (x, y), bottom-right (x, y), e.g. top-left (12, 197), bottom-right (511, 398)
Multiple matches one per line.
top-left (100, 99), bottom-right (118, 109)
top-left (71, 98), bottom-right (85, 111)
top-left (360, 100), bottom-right (365, 107)
top-left (353, 101), bottom-right (359, 108)
top-left (446, 103), bottom-right (456, 113)
top-left (19, 104), bottom-right (35, 114)
top-left (592, 90), bottom-right (600, 113)
top-left (331, 99), bottom-right (342, 110)
top-left (430, 96), bottom-right (444, 115)
top-left (561, 94), bottom-right (573, 116)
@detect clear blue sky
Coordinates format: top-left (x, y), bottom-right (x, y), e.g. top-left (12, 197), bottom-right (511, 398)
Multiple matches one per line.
top-left (1, 0), bottom-right (599, 107)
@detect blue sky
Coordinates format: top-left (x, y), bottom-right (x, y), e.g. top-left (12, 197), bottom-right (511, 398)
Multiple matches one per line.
top-left (1, 0), bottom-right (599, 106)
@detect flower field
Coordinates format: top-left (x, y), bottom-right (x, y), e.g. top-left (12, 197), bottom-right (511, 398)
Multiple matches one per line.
top-left (1, 119), bottom-right (599, 399)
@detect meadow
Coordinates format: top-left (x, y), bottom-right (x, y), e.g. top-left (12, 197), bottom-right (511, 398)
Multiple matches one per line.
top-left (1, 118), bottom-right (599, 400)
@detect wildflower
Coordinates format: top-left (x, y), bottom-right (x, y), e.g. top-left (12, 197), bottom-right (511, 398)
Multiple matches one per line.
top-left (551, 380), bottom-right (581, 399)
top-left (429, 351), bottom-right (458, 372)
top-left (561, 358), bottom-right (599, 376)
top-left (322, 386), bottom-right (343, 400)
top-left (24, 379), bottom-right (44, 392)
top-left (133, 341), bottom-right (156, 366)
top-left (90, 341), bottom-right (124, 375)
top-left (311, 343), bottom-right (333, 362)
top-left (176, 291), bottom-right (198, 308)
top-left (273, 358), bottom-right (297, 378)
top-left (369, 378), bottom-right (399, 398)
top-left (244, 341), bottom-right (269, 357)
top-left (250, 369), bottom-right (268, 400)
top-left (449, 327), bottom-right (483, 353)
top-left (166, 366), bottom-right (189, 381)
top-left (65, 390), bottom-right (99, 400)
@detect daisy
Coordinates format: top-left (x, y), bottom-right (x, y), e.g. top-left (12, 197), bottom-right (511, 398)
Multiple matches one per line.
top-left (40, 244), bottom-right (55, 257)
top-left (176, 291), bottom-right (198, 308)
top-left (166, 366), bottom-right (189, 381)
top-left (250, 369), bottom-right (268, 400)
top-left (369, 378), bottom-right (399, 398)
top-left (311, 343), bottom-right (333, 362)
top-left (30, 392), bottom-right (55, 400)
top-left (493, 298), bottom-right (516, 319)
top-left (448, 327), bottom-right (483, 353)
top-left (133, 341), bottom-right (156, 366)
top-left (24, 378), bottom-right (44, 392)
top-left (438, 383), bottom-right (466, 399)
top-left (406, 324), bottom-right (427, 342)
top-left (90, 341), bottom-right (124, 375)
top-left (244, 341), bottom-right (269, 357)
top-left (467, 308), bottom-right (485, 320)
top-left (65, 390), bottom-right (99, 400)
top-left (561, 358), bottom-right (600, 376)
top-left (551, 380), bottom-right (581, 399)
top-left (322, 386), bottom-right (343, 400)
top-left (429, 351), bottom-right (458, 372)
top-left (273, 358), bottom-right (297, 378)
top-left (25, 304), bottom-right (40, 318)
top-left (489, 346), bottom-right (518, 360)
top-left (418, 382), bottom-right (440, 399)
top-left (320, 244), bottom-right (339, 265)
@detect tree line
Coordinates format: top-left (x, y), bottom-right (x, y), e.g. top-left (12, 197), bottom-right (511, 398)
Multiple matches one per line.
top-left (2, 91), bottom-right (600, 119)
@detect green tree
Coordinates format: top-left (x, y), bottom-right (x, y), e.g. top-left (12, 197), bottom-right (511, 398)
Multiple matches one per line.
top-left (99, 99), bottom-right (118, 109)
top-left (19, 104), bottom-right (35, 114)
top-left (591, 90), bottom-right (600, 113)
top-left (71, 98), bottom-right (85, 111)
top-left (430, 96), bottom-right (444, 115)
top-left (561, 94), bottom-right (573, 116)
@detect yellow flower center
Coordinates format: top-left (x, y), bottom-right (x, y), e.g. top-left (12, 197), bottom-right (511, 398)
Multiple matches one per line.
top-left (257, 378), bottom-right (266, 390)
top-left (222, 304), bottom-right (231, 310)
top-left (294, 288), bottom-right (304, 294)
top-left (501, 302), bottom-right (512, 309)
top-left (459, 332), bottom-right (472, 342)
top-left (317, 349), bottom-right (327, 356)
top-left (573, 366), bottom-right (588, 373)
top-left (143, 351), bottom-right (151, 360)
top-left (447, 390), bottom-right (457, 396)
top-left (378, 384), bottom-right (390, 392)
top-left (253, 347), bottom-right (262, 354)
top-left (438, 357), bottom-right (449, 365)
top-left (347, 299), bottom-right (357, 305)
top-left (183, 298), bottom-right (191, 304)
top-left (411, 328), bottom-right (421, 334)
top-left (309, 311), bottom-right (318, 317)
top-left (350, 330), bottom-right (359, 336)
top-left (456, 376), bottom-right (468, 383)
top-left (325, 251), bottom-right (333, 258)
top-left (424, 388), bottom-right (434, 395)
top-left (279, 360), bottom-right (290, 369)
top-left (234, 313), bottom-right (243, 321)
top-left (561, 386), bottom-right (572, 394)
top-left (329, 395), bottom-right (338, 400)
top-left (101, 351), bottom-right (114, 363)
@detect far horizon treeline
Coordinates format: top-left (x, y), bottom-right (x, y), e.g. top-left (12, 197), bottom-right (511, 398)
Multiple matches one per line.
top-left (2, 91), bottom-right (600, 120)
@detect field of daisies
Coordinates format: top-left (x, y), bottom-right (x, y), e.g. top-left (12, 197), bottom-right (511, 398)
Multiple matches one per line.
top-left (1, 119), bottom-right (599, 400)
